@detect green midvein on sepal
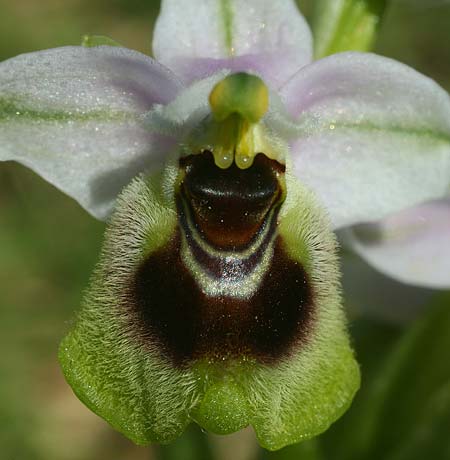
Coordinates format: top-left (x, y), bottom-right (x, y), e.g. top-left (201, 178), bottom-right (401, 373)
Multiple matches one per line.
top-left (59, 149), bottom-right (360, 450)
top-left (0, 96), bottom-right (132, 123)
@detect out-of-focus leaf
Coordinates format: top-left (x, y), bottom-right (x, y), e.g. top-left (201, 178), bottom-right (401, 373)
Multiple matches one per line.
top-left (321, 294), bottom-right (450, 459)
top-left (312, 0), bottom-right (388, 58)
top-left (388, 382), bottom-right (450, 460)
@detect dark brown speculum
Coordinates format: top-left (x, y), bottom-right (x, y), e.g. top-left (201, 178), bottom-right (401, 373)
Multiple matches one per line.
top-left (130, 151), bottom-right (314, 367)
top-left (180, 152), bottom-right (285, 249)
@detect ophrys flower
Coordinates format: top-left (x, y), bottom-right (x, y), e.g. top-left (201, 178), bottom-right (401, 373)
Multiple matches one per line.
top-left (1, 0), bottom-right (449, 450)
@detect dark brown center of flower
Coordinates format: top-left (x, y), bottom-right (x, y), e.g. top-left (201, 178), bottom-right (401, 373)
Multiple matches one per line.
top-left (129, 151), bottom-right (315, 367)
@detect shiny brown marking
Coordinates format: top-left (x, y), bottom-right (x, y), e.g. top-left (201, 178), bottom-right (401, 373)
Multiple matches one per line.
top-left (176, 189), bottom-right (280, 280)
top-left (179, 151), bottom-right (285, 250)
top-left (130, 233), bottom-right (314, 367)
top-left (127, 151), bottom-right (313, 366)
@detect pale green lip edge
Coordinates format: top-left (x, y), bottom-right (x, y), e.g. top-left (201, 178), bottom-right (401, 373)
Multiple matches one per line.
top-left (252, 351), bottom-right (361, 451)
top-left (58, 331), bottom-right (360, 450)
top-left (58, 336), bottom-right (156, 446)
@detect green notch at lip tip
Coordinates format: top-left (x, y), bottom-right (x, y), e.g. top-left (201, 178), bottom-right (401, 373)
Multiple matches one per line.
top-left (193, 379), bottom-right (250, 435)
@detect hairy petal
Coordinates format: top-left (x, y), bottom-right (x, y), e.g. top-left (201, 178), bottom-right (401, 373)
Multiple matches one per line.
top-left (153, 0), bottom-right (313, 88)
top-left (343, 200), bottom-right (450, 289)
top-left (0, 46), bottom-right (182, 219)
top-left (281, 52), bottom-right (450, 229)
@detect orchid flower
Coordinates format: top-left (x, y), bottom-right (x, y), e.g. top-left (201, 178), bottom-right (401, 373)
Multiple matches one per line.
top-left (1, 0), bottom-right (449, 451)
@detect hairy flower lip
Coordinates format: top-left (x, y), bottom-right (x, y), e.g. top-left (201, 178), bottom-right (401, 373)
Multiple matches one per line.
top-left (2, 0), bottom-right (449, 451)
top-left (58, 155), bottom-right (360, 449)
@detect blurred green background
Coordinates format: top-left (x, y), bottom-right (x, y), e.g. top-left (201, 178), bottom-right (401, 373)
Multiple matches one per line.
top-left (0, 1), bottom-right (449, 459)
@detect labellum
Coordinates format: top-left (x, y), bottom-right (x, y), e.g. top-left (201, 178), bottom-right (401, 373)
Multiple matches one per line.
top-left (59, 73), bottom-right (360, 451)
